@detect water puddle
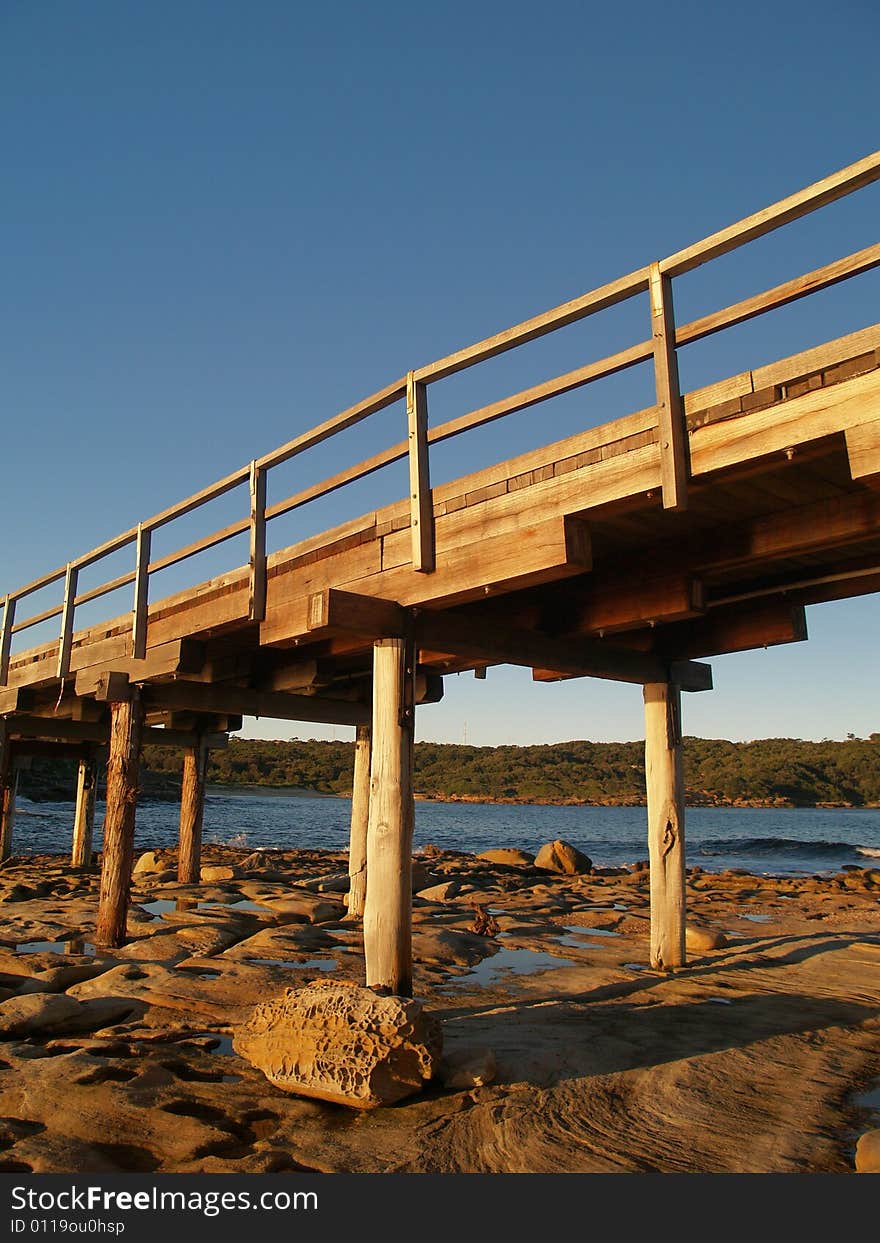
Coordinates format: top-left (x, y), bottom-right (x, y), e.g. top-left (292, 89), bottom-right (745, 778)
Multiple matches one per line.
top-left (446, 947), bottom-right (579, 988)
top-left (855, 1083), bottom-right (880, 1122)
top-left (16, 938), bottom-right (97, 957)
top-left (708, 997), bottom-right (734, 1005)
top-left (245, 957), bottom-right (338, 972)
top-left (139, 900), bottom-right (179, 918)
top-left (623, 962), bottom-right (651, 972)
top-left (197, 899), bottom-right (273, 914)
top-left (740, 913), bottom-right (772, 923)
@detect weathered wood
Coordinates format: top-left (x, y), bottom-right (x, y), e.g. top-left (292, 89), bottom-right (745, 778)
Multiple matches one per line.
top-left (644, 682), bottom-right (686, 971)
top-left (846, 421), bottom-right (880, 483)
top-left (95, 692), bottom-right (144, 948)
top-left (71, 753), bottom-right (98, 869)
top-left (132, 524), bottom-right (152, 659)
top-left (0, 595), bottom-right (15, 686)
top-left (307, 588), bottom-right (406, 639)
top-left (345, 723), bottom-right (371, 921)
top-left (653, 600), bottom-right (809, 660)
top-left (406, 372), bottom-right (434, 572)
top-left (248, 462), bottom-right (267, 621)
top-left (3, 714), bottom-right (226, 750)
top-left (57, 563), bottom-right (79, 680)
top-left (0, 721), bottom-right (16, 861)
top-left (649, 263), bottom-right (688, 511)
top-left (142, 681), bottom-right (370, 727)
top-left (178, 739), bottom-right (208, 884)
top-left (363, 637), bottom-right (415, 995)
top-left (74, 639), bottom-right (207, 696)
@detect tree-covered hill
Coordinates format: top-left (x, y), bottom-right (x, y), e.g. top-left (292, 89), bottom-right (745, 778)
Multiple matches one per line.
top-left (19, 733), bottom-right (880, 807)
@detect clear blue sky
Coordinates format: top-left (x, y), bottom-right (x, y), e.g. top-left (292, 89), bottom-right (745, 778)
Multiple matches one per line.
top-left (2, 1), bottom-right (879, 746)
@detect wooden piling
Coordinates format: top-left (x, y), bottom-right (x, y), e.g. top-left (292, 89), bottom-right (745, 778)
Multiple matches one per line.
top-left (178, 738), bottom-right (208, 884)
top-left (345, 723), bottom-right (372, 920)
top-left (0, 723), bottom-right (18, 862)
top-left (71, 752), bottom-right (98, 868)
top-left (644, 681), bottom-right (686, 970)
top-left (95, 692), bottom-right (144, 948)
top-left (363, 637), bottom-right (415, 995)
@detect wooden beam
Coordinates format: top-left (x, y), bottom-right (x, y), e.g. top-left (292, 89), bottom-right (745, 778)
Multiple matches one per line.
top-left (0, 686), bottom-right (34, 715)
top-left (406, 372), bottom-right (435, 572)
top-left (95, 693), bottom-right (144, 948)
top-left (4, 714), bottom-right (226, 751)
top-left (74, 639), bottom-right (207, 697)
top-left (248, 461), bottom-right (268, 621)
top-left (71, 753), bottom-right (98, 869)
top-left (653, 599), bottom-right (808, 660)
top-left (846, 421), bottom-right (880, 484)
top-left (132, 524), bottom-right (151, 659)
top-left (178, 738), bottom-right (208, 884)
top-left (364, 637), bottom-right (415, 995)
top-left (307, 588), bottom-right (406, 640)
top-left (0, 595), bottom-right (14, 687)
top-left (345, 723), bottom-right (371, 921)
top-left (649, 262), bottom-right (688, 511)
top-left (644, 682), bottom-right (686, 971)
top-left (414, 609), bottom-right (712, 691)
top-left (142, 680), bottom-right (370, 726)
top-left (56, 563), bottom-right (79, 680)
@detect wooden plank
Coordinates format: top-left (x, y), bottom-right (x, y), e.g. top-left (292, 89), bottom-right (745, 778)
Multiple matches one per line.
top-left (676, 243), bottom-right (880, 349)
top-left (750, 324), bottom-right (880, 390)
top-left (345, 723), bottom-right (371, 921)
top-left (649, 262), bottom-right (688, 511)
top-left (0, 595), bottom-right (15, 686)
top-left (363, 637), bottom-right (415, 995)
top-left (91, 672), bottom-right (132, 703)
top-left (56, 564), bottom-right (79, 680)
top-left (132, 524), bottom-right (151, 659)
top-left (846, 421), bottom-right (880, 482)
top-left (142, 680), bottom-right (370, 727)
top-left (406, 372), bottom-right (434, 572)
top-left (414, 267), bottom-right (649, 384)
top-left (689, 369), bottom-right (880, 477)
top-left (95, 694), bottom-right (143, 948)
top-left (248, 462), bottom-right (267, 621)
top-left (644, 682), bottom-right (686, 970)
top-left (660, 149), bottom-right (880, 277)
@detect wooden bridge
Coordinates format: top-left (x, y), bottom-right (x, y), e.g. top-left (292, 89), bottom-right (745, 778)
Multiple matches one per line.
top-left (2, 152), bottom-right (880, 988)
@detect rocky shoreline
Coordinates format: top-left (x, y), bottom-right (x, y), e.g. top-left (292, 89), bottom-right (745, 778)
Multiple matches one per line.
top-left (0, 844), bottom-right (879, 1173)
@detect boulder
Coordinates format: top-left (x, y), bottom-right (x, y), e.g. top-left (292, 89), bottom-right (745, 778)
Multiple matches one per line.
top-left (199, 865), bottom-right (239, 883)
top-left (534, 840), bottom-right (592, 875)
top-left (477, 848), bottom-right (535, 868)
top-left (685, 925), bottom-right (728, 952)
top-left (416, 880), bottom-right (462, 902)
top-left (440, 1047), bottom-right (497, 1089)
top-left (855, 1129), bottom-right (880, 1173)
top-left (132, 851), bottom-right (166, 875)
top-left (265, 893), bottom-right (345, 924)
top-left (234, 981), bottom-right (442, 1109)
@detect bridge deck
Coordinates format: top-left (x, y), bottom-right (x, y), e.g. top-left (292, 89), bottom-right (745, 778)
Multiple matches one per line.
top-left (3, 322), bottom-right (880, 734)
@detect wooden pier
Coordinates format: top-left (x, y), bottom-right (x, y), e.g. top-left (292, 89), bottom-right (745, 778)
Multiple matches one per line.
top-left (2, 152), bottom-right (880, 983)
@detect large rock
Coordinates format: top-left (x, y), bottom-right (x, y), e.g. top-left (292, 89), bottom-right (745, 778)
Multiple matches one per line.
top-left (234, 981), bottom-right (442, 1109)
top-left (855, 1129), bottom-right (880, 1172)
top-left (534, 840), bottom-right (592, 875)
top-left (477, 848), bottom-right (535, 867)
top-left (685, 924), bottom-right (729, 952)
top-left (416, 880), bottom-right (462, 902)
top-left (200, 865), bottom-right (240, 883)
top-left (133, 851), bottom-right (166, 875)
top-left (0, 993), bottom-right (138, 1038)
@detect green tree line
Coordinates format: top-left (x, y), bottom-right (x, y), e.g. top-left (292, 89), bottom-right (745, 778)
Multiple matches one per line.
top-left (18, 733), bottom-right (880, 807)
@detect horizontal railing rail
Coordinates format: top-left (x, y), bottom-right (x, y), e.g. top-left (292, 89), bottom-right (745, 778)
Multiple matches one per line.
top-left (2, 149), bottom-right (879, 685)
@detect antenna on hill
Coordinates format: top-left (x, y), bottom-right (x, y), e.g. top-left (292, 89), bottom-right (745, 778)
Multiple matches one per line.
top-left (463, 720), bottom-right (468, 745)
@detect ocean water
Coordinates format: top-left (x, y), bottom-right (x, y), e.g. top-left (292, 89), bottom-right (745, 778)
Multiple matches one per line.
top-left (11, 787), bottom-right (880, 876)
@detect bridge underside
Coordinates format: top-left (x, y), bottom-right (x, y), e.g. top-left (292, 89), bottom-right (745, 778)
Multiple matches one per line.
top-left (2, 324), bottom-right (880, 979)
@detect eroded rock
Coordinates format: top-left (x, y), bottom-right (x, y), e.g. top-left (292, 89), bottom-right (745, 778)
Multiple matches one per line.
top-left (685, 925), bottom-right (729, 952)
top-left (0, 993), bottom-right (138, 1038)
top-left (477, 848), bottom-right (535, 867)
top-left (534, 840), bottom-right (592, 875)
top-left (855, 1128), bottom-right (880, 1172)
top-left (234, 981), bottom-right (442, 1109)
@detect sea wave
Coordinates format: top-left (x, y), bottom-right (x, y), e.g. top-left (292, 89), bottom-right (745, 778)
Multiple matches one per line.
top-left (693, 836), bottom-right (865, 858)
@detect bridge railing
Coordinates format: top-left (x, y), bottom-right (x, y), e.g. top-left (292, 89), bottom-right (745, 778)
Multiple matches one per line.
top-left (2, 150), bottom-right (879, 685)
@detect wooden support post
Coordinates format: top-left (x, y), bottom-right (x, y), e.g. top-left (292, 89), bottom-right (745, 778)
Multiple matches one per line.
top-left (57, 563), bottom-right (79, 680)
top-left (0, 721), bottom-right (17, 862)
top-left (644, 681), bottom-right (686, 970)
top-left (406, 370), bottom-right (435, 573)
top-left (648, 262), bottom-right (688, 512)
top-left (95, 691), bottom-right (143, 948)
top-left (178, 737), bottom-right (209, 884)
top-left (363, 636), bottom-right (415, 995)
top-left (132, 524), bottom-right (151, 659)
top-left (0, 595), bottom-right (15, 686)
top-left (345, 723), bottom-right (372, 920)
top-left (71, 751), bottom-right (99, 869)
top-left (248, 461), bottom-right (267, 621)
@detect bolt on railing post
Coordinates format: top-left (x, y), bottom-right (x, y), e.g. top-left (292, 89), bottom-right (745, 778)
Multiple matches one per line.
top-left (57, 563), bottom-right (79, 680)
top-left (0, 595), bottom-right (15, 686)
top-left (248, 461), bottom-right (267, 621)
top-left (648, 261), bottom-right (689, 512)
top-left (132, 524), bottom-right (152, 659)
top-left (406, 370), bottom-right (435, 573)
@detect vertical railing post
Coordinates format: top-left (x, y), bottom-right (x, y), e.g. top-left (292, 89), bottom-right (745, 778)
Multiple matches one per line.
top-left (57, 563), bottom-right (79, 680)
top-left (132, 524), bottom-right (152, 659)
top-left (648, 262), bottom-right (688, 512)
top-left (0, 595), bottom-right (15, 686)
top-left (248, 461), bottom-right (267, 621)
top-left (406, 371), bottom-right (435, 573)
